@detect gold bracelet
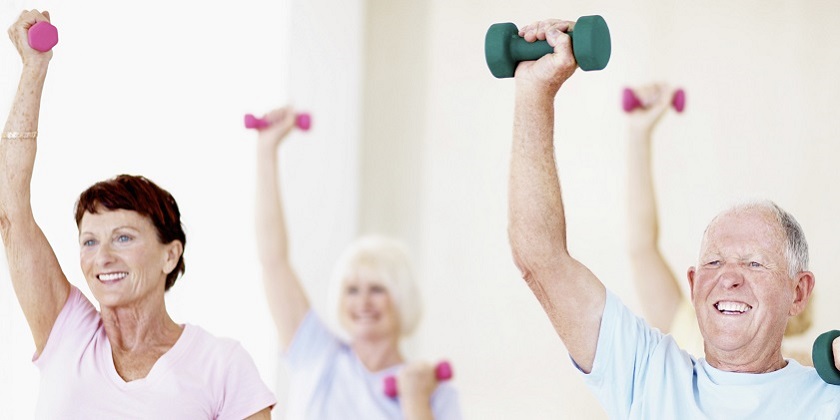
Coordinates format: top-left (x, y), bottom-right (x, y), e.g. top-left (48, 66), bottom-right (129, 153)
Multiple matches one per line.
top-left (1, 131), bottom-right (38, 140)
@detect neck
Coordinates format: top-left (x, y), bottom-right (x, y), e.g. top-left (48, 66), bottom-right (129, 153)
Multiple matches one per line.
top-left (101, 296), bottom-right (181, 352)
top-left (350, 335), bottom-right (403, 372)
top-left (704, 346), bottom-right (788, 373)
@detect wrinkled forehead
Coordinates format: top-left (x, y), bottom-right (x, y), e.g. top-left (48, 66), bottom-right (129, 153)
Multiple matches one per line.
top-left (342, 264), bottom-right (388, 287)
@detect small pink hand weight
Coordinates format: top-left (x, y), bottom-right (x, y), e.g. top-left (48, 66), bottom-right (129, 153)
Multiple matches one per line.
top-left (28, 21), bottom-right (58, 52)
top-left (383, 361), bottom-right (453, 398)
top-left (622, 87), bottom-right (686, 113)
top-left (243, 113), bottom-right (312, 131)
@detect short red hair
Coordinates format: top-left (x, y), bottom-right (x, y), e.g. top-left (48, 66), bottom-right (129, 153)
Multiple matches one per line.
top-left (74, 175), bottom-right (186, 291)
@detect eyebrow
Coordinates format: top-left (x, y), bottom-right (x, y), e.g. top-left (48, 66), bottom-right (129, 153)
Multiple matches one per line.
top-left (79, 225), bottom-right (140, 237)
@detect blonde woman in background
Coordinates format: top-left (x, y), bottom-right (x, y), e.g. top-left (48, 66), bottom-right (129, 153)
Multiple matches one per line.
top-left (624, 82), bottom-right (813, 364)
top-left (252, 106), bottom-right (461, 420)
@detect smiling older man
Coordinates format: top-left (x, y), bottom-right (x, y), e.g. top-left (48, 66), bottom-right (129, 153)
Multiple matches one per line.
top-left (506, 17), bottom-right (840, 418)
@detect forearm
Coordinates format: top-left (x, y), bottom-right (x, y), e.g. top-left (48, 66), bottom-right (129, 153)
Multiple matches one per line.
top-left (254, 144), bottom-right (309, 347)
top-left (401, 400), bottom-right (434, 420)
top-left (254, 146), bottom-right (290, 265)
top-left (1, 64), bottom-right (48, 219)
top-left (626, 126), bottom-right (683, 330)
top-left (508, 85), bottom-right (569, 276)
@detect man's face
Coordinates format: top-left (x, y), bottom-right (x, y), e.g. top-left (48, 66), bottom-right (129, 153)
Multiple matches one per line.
top-left (688, 209), bottom-right (797, 359)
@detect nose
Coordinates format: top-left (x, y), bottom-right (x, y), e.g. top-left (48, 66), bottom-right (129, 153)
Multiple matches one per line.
top-left (94, 242), bottom-right (116, 267)
top-left (718, 263), bottom-right (745, 289)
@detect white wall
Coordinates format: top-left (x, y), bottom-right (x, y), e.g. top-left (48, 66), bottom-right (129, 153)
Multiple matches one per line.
top-left (361, 0), bottom-right (840, 418)
top-left (4, 0), bottom-right (840, 419)
top-left (0, 0), bottom-right (361, 418)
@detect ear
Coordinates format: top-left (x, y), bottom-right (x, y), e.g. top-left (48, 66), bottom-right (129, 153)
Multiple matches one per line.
top-left (687, 266), bottom-right (697, 301)
top-left (162, 240), bottom-right (184, 275)
top-left (789, 270), bottom-right (815, 316)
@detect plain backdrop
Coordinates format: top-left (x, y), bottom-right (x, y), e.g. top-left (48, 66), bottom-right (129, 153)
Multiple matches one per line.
top-left (2, 0), bottom-right (840, 419)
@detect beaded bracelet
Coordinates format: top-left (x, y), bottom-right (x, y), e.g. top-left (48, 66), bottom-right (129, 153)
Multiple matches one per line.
top-left (1, 131), bottom-right (38, 140)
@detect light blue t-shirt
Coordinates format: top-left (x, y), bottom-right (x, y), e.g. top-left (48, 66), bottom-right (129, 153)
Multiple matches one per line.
top-left (283, 311), bottom-right (462, 420)
top-left (580, 290), bottom-right (840, 419)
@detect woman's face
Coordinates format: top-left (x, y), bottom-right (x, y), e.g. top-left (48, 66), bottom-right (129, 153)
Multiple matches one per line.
top-left (339, 272), bottom-right (400, 341)
top-left (78, 208), bottom-right (180, 309)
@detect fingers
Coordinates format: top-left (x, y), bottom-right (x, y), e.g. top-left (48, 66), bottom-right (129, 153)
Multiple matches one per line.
top-left (631, 83), bottom-right (675, 109)
top-left (518, 19), bottom-right (572, 43)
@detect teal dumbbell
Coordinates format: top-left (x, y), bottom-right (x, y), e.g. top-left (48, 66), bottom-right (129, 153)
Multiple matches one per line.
top-left (485, 15), bottom-right (611, 79)
top-left (813, 330), bottom-right (840, 385)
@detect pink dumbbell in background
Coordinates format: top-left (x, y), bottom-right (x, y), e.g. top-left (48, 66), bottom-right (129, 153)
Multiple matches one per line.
top-left (384, 361), bottom-right (453, 398)
top-left (622, 87), bottom-right (686, 113)
top-left (28, 21), bottom-right (59, 52)
top-left (244, 113), bottom-right (312, 131)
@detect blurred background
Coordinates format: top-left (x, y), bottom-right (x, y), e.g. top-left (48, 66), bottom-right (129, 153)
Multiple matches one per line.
top-left (2, 0), bottom-right (839, 418)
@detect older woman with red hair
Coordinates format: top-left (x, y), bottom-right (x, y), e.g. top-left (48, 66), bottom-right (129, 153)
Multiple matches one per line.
top-left (1, 10), bottom-right (275, 418)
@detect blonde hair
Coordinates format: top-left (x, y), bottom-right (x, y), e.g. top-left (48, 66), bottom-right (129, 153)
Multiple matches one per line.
top-left (326, 235), bottom-right (422, 337)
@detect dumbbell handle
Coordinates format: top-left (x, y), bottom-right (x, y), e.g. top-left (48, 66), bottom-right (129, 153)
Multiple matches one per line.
top-left (383, 361), bottom-right (453, 398)
top-left (622, 88), bottom-right (686, 113)
top-left (813, 330), bottom-right (840, 385)
top-left (244, 113), bottom-right (311, 131)
top-left (507, 31), bottom-right (573, 65)
top-left (28, 21), bottom-right (58, 52)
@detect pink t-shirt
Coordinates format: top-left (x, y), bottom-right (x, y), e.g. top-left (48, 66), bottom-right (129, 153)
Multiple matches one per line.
top-left (33, 286), bottom-right (276, 419)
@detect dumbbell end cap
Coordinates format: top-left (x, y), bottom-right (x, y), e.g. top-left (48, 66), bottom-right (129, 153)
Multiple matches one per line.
top-left (28, 21), bottom-right (58, 52)
top-left (813, 330), bottom-right (840, 385)
top-left (383, 376), bottom-right (398, 398)
top-left (622, 88), bottom-right (641, 112)
top-left (296, 113), bottom-right (312, 131)
top-left (672, 89), bottom-right (686, 113)
top-left (485, 22), bottom-right (519, 78)
top-left (573, 15), bottom-right (611, 71)
top-left (436, 361), bottom-right (453, 380)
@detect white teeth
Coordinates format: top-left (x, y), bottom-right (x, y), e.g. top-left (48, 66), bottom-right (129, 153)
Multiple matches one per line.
top-left (716, 301), bottom-right (751, 313)
top-left (98, 272), bottom-right (127, 282)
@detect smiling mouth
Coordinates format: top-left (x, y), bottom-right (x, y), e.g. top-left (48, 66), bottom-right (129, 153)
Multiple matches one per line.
top-left (714, 301), bottom-right (752, 315)
top-left (97, 272), bottom-right (128, 282)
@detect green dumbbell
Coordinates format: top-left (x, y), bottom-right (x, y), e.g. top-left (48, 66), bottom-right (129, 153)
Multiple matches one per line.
top-left (485, 15), bottom-right (611, 79)
top-left (813, 330), bottom-right (840, 385)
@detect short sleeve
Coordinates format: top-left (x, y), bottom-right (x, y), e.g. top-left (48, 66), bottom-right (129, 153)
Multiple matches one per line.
top-left (216, 343), bottom-right (277, 420)
top-left (580, 290), bottom-right (664, 418)
top-left (33, 286), bottom-right (99, 366)
top-left (431, 382), bottom-right (463, 420)
top-left (285, 310), bottom-right (343, 371)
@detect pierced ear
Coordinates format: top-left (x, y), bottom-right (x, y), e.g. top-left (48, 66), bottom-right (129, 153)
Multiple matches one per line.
top-left (162, 241), bottom-right (184, 274)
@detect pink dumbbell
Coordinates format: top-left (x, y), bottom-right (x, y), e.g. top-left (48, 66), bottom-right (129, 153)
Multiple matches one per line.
top-left (622, 87), bottom-right (686, 113)
top-left (384, 361), bottom-right (453, 398)
top-left (243, 113), bottom-right (312, 131)
top-left (28, 21), bottom-right (58, 52)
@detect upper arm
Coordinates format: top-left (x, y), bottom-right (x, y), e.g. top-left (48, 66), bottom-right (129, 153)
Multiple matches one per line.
top-left (242, 407), bottom-right (271, 420)
top-left (524, 256), bottom-right (606, 373)
top-left (261, 261), bottom-right (310, 351)
top-left (1, 213), bottom-right (70, 356)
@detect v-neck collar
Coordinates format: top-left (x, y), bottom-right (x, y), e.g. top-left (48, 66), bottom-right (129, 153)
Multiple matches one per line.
top-left (101, 324), bottom-right (193, 390)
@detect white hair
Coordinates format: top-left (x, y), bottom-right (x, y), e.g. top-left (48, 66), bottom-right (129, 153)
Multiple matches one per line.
top-left (326, 235), bottom-right (423, 338)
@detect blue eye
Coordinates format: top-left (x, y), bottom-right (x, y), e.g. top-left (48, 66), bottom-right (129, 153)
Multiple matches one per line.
top-left (82, 239), bottom-right (96, 247)
top-left (707, 260), bottom-right (721, 266)
top-left (749, 261), bottom-right (762, 268)
top-left (117, 235), bottom-right (131, 243)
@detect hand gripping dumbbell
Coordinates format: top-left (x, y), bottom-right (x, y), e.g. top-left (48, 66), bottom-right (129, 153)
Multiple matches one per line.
top-left (484, 15), bottom-right (611, 78)
top-left (813, 330), bottom-right (840, 385)
top-left (243, 113), bottom-right (312, 131)
top-left (28, 21), bottom-right (59, 52)
top-left (622, 88), bottom-right (686, 113)
top-left (383, 361), bottom-right (453, 398)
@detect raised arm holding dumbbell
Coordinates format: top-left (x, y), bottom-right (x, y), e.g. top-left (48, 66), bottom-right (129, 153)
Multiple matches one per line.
top-left (252, 108), bottom-right (461, 420)
top-left (506, 18), bottom-right (840, 417)
top-left (625, 83), bottom-right (815, 366)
